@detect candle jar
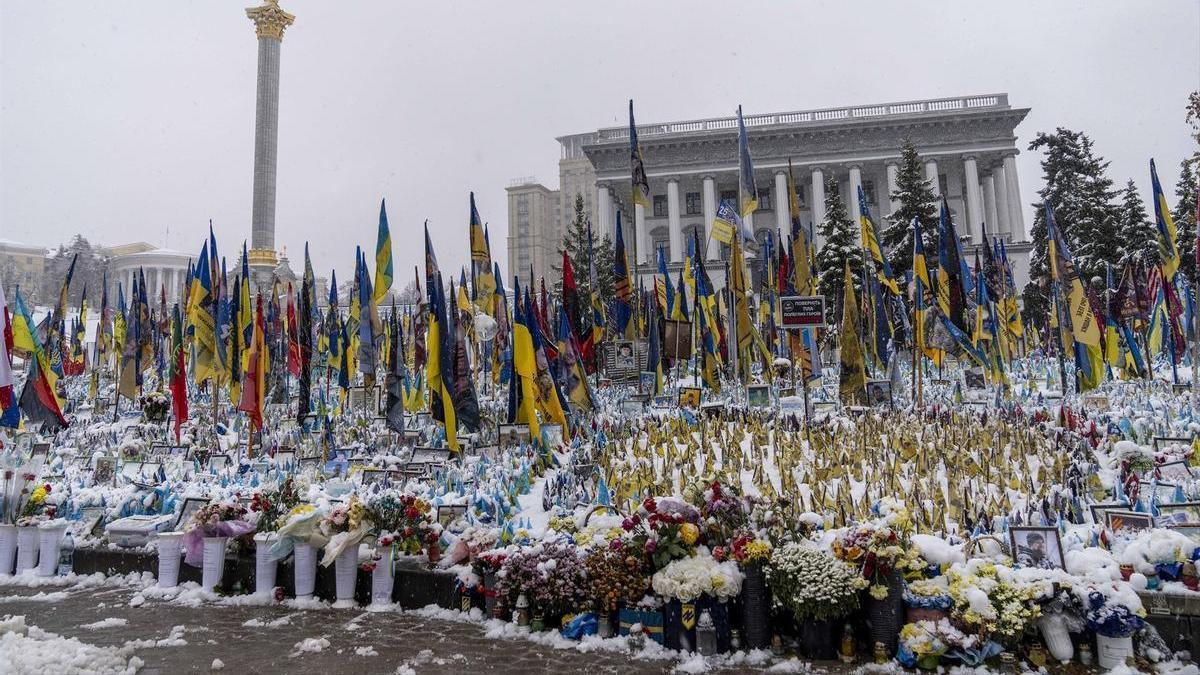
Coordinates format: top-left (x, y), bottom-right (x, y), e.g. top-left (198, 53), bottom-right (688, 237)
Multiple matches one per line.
top-left (1119, 564), bottom-right (1134, 581)
top-left (1183, 562), bottom-right (1199, 591)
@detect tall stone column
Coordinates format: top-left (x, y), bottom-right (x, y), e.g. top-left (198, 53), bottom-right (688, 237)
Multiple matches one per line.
top-left (982, 173), bottom-right (999, 241)
top-left (810, 168), bottom-right (826, 250)
top-left (245, 0), bottom-right (295, 288)
top-left (635, 203), bottom-right (648, 267)
top-left (774, 171), bottom-right (789, 239)
top-left (597, 184), bottom-right (612, 241)
top-left (848, 165), bottom-right (863, 226)
top-left (962, 156), bottom-right (984, 244)
top-left (885, 162), bottom-right (900, 217)
top-left (667, 178), bottom-right (682, 263)
top-left (924, 159), bottom-right (941, 198)
top-left (702, 176), bottom-right (718, 260)
top-left (1002, 154), bottom-right (1025, 241)
top-left (992, 163), bottom-right (1011, 240)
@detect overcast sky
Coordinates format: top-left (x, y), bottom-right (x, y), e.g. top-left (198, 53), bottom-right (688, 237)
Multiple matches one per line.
top-left (2, 1), bottom-right (1197, 286)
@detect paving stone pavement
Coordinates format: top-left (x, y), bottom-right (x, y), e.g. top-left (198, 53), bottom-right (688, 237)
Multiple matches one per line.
top-left (0, 582), bottom-right (855, 674)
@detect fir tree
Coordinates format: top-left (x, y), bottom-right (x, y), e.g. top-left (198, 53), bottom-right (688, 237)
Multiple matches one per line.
top-left (1173, 160), bottom-right (1198, 283)
top-left (1022, 128), bottom-right (1120, 329)
top-left (1116, 179), bottom-right (1156, 268)
top-left (816, 178), bottom-right (862, 324)
top-left (558, 193), bottom-right (616, 309)
top-left (41, 235), bottom-right (107, 308)
top-left (881, 140), bottom-right (939, 279)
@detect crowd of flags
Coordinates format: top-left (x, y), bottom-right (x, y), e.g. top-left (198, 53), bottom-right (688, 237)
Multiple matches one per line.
top-left (1, 105), bottom-right (1198, 443)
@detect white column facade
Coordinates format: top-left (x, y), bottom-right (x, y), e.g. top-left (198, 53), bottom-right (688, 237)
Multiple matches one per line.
top-left (635, 203), bottom-right (649, 265)
top-left (1002, 154), bottom-right (1025, 241)
top-left (702, 176), bottom-right (718, 260)
top-left (667, 178), bottom-right (683, 263)
top-left (774, 171), bottom-right (789, 238)
top-left (962, 156), bottom-right (984, 244)
top-left (924, 160), bottom-right (940, 197)
top-left (992, 163), bottom-right (1011, 240)
top-left (885, 162), bottom-right (900, 217)
top-left (597, 185), bottom-right (613, 241)
top-left (982, 173), bottom-right (998, 240)
top-left (810, 168), bottom-right (826, 249)
top-left (848, 165), bottom-right (863, 227)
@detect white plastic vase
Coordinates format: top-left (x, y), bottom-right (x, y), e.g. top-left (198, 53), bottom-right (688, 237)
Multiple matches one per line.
top-left (1096, 634), bottom-right (1134, 670)
top-left (293, 542), bottom-right (318, 599)
top-left (370, 555), bottom-right (394, 606)
top-left (0, 524), bottom-right (17, 575)
top-left (1037, 612), bottom-right (1073, 663)
top-left (254, 533), bottom-right (278, 596)
top-left (15, 526), bottom-right (39, 574)
top-left (334, 546), bottom-right (358, 607)
top-left (156, 532), bottom-right (185, 588)
top-left (201, 537), bottom-right (229, 592)
top-left (36, 524), bottom-right (67, 577)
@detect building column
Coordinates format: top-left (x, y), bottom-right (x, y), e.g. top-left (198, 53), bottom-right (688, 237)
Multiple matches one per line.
top-left (962, 156), bottom-right (984, 244)
top-left (982, 173), bottom-right (999, 241)
top-left (885, 161), bottom-right (900, 217)
top-left (635, 203), bottom-right (649, 265)
top-left (1002, 154), bottom-right (1025, 241)
top-left (597, 185), bottom-right (612, 241)
top-left (924, 159), bottom-right (940, 198)
top-left (848, 165), bottom-right (863, 226)
top-left (992, 162), bottom-right (1011, 240)
top-left (702, 175), bottom-right (718, 260)
top-left (774, 171), bottom-right (790, 239)
top-left (810, 168), bottom-right (826, 249)
top-left (667, 178), bottom-right (683, 263)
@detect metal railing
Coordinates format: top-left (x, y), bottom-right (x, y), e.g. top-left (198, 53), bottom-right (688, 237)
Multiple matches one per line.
top-left (594, 94), bottom-right (1008, 141)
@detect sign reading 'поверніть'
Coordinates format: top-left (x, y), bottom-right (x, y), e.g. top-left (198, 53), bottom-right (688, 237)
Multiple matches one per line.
top-left (779, 295), bottom-right (826, 329)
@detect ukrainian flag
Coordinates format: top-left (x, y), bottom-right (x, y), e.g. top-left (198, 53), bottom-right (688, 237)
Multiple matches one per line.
top-left (1152, 159), bottom-right (1181, 280)
top-left (736, 105), bottom-right (758, 217)
top-left (858, 185), bottom-right (900, 295)
top-left (374, 199), bottom-right (393, 304)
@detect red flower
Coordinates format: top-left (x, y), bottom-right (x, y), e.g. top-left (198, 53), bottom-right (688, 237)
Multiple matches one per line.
top-left (43, 484), bottom-right (51, 494)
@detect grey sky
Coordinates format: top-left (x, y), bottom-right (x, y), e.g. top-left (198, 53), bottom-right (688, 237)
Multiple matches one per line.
top-left (2, 1), bottom-right (1197, 287)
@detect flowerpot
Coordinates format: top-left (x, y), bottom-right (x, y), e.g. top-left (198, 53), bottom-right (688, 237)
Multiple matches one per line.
top-left (663, 599), bottom-right (697, 651)
top-left (334, 546), bottom-right (358, 607)
top-left (156, 532), bottom-right (185, 588)
top-left (865, 572), bottom-right (904, 657)
top-left (800, 619), bottom-right (837, 660)
top-left (293, 542), bottom-right (318, 598)
top-left (1096, 634), bottom-right (1133, 670)
top-left (15, 526), bottom-right (39, 574)
top-left (1036, 612), bottom-right (1073, 663)
top-left (916, 653), bottom-right (941, 671)
top-left (254, 533), bottom-right (278, 596)
top-left (740, 562), bottom-right (771, 650)
top-left (482, 571), bottom-right (497, 616)
top-left (201, 537), bottom-right (229, 592)
top-left (36, 524), bottom-right (67, 577)
top-left (371, 557), bottom-right (394, 606)
top-left (427, 544), bottom-right (442, 566)
top-left (0, 524), bottom-right (17, 575)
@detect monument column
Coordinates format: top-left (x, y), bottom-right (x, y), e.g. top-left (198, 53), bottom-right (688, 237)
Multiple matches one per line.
top-left (667, 178), bottom-right (682, 263)
top-left (246, 0), bottom-right (295, 288)
top-left (774, 171), bottom-right (789, 239)
top-left (702, 175), bottom-right (718, 261)
top-left (1002, 153), bottom-right (1026, 241)
top-left (924, 159), bottom-right (941, 198)
top-left (810, 167), bottom-right (826, 250)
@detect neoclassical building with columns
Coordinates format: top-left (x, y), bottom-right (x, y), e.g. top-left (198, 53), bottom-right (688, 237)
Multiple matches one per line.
top-left (104, 243), bottom-right (195, 305)
top-left (513, 93), bottom-right (1033, 293)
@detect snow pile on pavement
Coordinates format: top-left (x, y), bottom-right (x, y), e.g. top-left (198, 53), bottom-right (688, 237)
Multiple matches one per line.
top-left (81, 618), bottom-right (128, 630)
top-left (0, 615), bottom-right (143, 675)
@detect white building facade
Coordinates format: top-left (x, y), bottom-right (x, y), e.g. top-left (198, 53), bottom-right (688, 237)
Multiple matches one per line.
top-left (521, 93), bottom-right (1032, 293)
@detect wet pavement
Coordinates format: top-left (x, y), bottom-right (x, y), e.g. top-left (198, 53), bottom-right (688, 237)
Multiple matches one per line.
top-left (0, 579), bottom-right (852, 674)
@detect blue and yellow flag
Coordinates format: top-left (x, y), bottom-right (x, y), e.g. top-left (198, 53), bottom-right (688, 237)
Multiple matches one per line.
top-left (711, 199), bottom-right (746, 246)
top-left (611, 212), bottom-right (633, 335)
top-left (587, 221), bottom-right (605, 347)
top-left (188, 240), bottom-right (216, 384)
top-left (1047, 202), bottom-right (1104, 391)
top-left (629, 100), bottom-right (650, 209)
top-left (858, 185), bottom-right (900, 295)
top-left (656, 246), bottom-right (674, 315)
top-left (374, 198), bottom-right (393, 304)
top-left (469, 193), bottom-right (496, 315)
top-left (736, 105), bottom-right (758, 217)
top-left (1152, 158), bottom-right (1181, 280)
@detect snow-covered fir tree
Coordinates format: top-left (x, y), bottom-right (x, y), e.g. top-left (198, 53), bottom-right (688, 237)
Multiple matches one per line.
top-left (1116, 179), bottom-right (1157, 268)
top-left (1173, 160), bottom-right (1198, 283)
top-left (880, 140), bottom-right (939, 280)
top-left (558, 193), bottom-right (616, 308)
top-left (816, 178), bottom-right (862, 324)
top-left (1022, 128), bottom-right (1120, 329)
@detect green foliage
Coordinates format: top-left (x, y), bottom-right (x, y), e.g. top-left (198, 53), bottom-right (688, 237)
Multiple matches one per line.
top-left (816, 179), bottom-right (862, 325)
top-left (881, 140), bottom-right (939, 279)
top-left (559, 193), bottom-right (616, 309)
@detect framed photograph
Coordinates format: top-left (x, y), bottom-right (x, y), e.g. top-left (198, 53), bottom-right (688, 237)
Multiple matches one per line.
top-left (678, 387), bottom-right (701, 409)
top-left (93, 456), bottom-right (117, 486)
top-left (1105, 510), bottom-right (1153, 533)
top-left (31, 443), bottom-right (50, 460)
top-left (411, 447), bottom-right (452, 464)
top-left (348, 386), bottom-right (368, 412)
top-left (613, 341), bottom-right (637, 371)
top-left (1138, 480), bottom-right (1180, 504)
top-left (1009, 526), bottom-right (1065, 570)
top-left (412, 412), bottom-right (432, 428)
top-left (865, 380), bottom-right (893, 407)
top-left (1169, 524), bottom-right (1200, 544)
top-left (963, 367), bottom-right (986, 391)
top-left (541, 424), bottom-right (564, 448)
top-left (172, 497), bottom-right (210, 531)
top-left (639, 371), bottom-right (656, 394)
top-left (1155, 502), bottom-right (1200, 526)
top-left (498, 424), bottom-right (531, 448)
top-left (207, 454), bottom-right (232, 470)
top-left (298, 455), bottom-right (322, 471)
top-left (436, 504), bottom-right (467, 527)
top-left (1082, 394), bottom-right (1110, 410)
top-left (747, 384), bottom-right (771, 409)
top-left (1153, 436), bottom-right (1193, 452)
top-left (662, 320), bottom-right (693, 360)
top-left (274, 449), bottom-right (297, 466)
top-left (1089, 502), bottom-right (1125, 525)
top-left (119, 461), bottom-right (145, 480)
top-left (360, 468), bottom-right (388, 487)
top-left (77, 505), bottom-right (107, 538)
top-left (1158, 460), bottom-right (1194, 483)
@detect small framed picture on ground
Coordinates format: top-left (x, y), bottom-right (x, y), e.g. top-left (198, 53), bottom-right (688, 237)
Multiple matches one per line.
top-left (31, 443), bottom-right (50, 460)
top-left (498, 423), bottom-right (531, 448)
top-left (207, 454), bottom-right (232, 471)
top-left (619, 399), bottom-right (644, 416)
top-left (411, 447), bottom-right (452, 464)
top-left (541, 424), bottom-right (564, 448)
top-left (173, 497), bottom-right (211, 531)
top-left (360, 468), bottom-right (388, 487)
top-left (1157, 460), bottom-right (1194, 482)
top-left (1105, 510), bottom-right (1153, 533)
top-left (1153, 436), bottom-right (1193, 451)
top-left (747, 384), bottom-right (771, 409)
top-left (865, 380), bottom-right (893, 407)
top-left (1009, 526), bottom-right (1065, 570)
top-left (93, 456), bottom-right (117, 486)
top-left (436, 504), bottom-right (467, 527)
top-left (1089, 502), bottom-right (1125, 525)
top-left (678, 387), bottom-right (701, 408)
top-left (1155, 502), bottom-right (1200, 526)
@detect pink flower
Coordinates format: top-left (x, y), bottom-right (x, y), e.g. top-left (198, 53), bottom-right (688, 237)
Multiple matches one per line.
top-left (645, 540), bottom-right (657, 554)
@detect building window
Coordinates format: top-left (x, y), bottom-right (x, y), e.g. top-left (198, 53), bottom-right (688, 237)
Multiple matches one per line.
top-left (652, 195), bottom-right (668, 218)
top-left (757, 187), bottom-right (772, 211)
top-left (685, 192), bottom-right (701, 215)
top-left (862, 181), bottom-right (877, 207)
top-left (516, 195), bottom-right (529, 216)
top-left (794, 184), bottom-right (806, 207)
top-left (719, 190), bottom-right (737, 208)
top-left (682, 224), bottom-right (703, 251)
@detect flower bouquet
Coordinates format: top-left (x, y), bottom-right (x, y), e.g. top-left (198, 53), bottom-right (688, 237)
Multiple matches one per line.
top-left (140, 391), bottom-right (170, 423)
top-left (586, 544), bottom-right (650, 612)
top-left (182, 501), bottom-right (254, 567)
top-left (944, 562), bottom-right (1042, 651)
top-left (497, 540), bottom-right (589, 621)
top-left (250, 478), bottom-right (302, 534)
top-left (685, 479), bottom-right (748, 546)
top-left (15, 483), bottom-right (56, 527)
top-left (898, 619), bottom-right (981, 670)
top-left (728, 533), bottom-right (773, 649)
top-left (622, 497), bottom-right (701, 570)
top-left (318, 496), bottom-right (370, 567)
top-left (766, 543), bottom-right (868, 622)
top-left (650, 550), bottom-right (742, 651)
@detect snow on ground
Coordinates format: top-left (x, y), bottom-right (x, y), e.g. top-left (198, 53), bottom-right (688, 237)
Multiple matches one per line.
top-left (0, 615), bottom-right (144, 675)
top-left (81, 617), bottom-right (129, 630)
